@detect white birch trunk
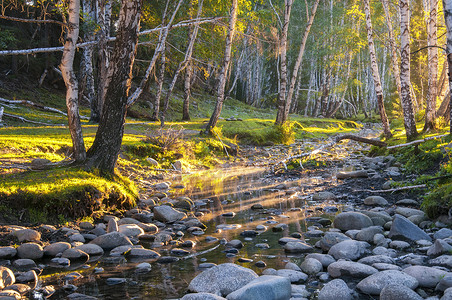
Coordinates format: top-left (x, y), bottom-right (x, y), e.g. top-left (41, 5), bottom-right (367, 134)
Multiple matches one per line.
top-left (443, 0), bottom-right (452, 132)
top-left (424, 0), bottom-right (438, 131)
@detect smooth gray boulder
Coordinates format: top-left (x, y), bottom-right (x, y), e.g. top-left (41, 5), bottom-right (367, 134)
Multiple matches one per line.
top-left (153, 205), bottom-right (186, 223)
top-left (356, 270), bottom-right (418, 295)
top-left (333, 212), bottom-right (373, 231)
top-left (312, 192), bottom-right (336, 201)
top-left (0, 266), bottom-right (15, 289)
top-left (283, 241), bottom-right (314, 253)
top-left (126, 248), bottom-right (160, 259)
top-left (300, 258), bottom-right (323, 275)
top-left (429, 255), bottom-right (452, 268)
top-left (90, 232), bottom-right (133, 250)
top-left (118, 224), bottom-right (144, 237)
top-left (389, 214), bottom-right (432, 242)
top-left (182, 293), bottom-right (227, 300)
top-left (358, 255), bottom-right (395, 265)
top-left (328, 240), bottom-right (370, 260)
top-left (318, 232), bottom-right (351, 251)
top-left (318, 279), bottom-right (352, 300)
top-left (226, 275), bottom-right (291, 300)
top-left (395, 207), bottom-right (425, 218)
top-left (43, 242), bottom-right (71, 257)
top-left (12, 229), bottom-right (41, 242)
top-left (328, 260), bottom-right (378, 279)
top-left (17, 243), bottom-right (43, 260)
top-left (305, 254), bottom-right (336, 267)
top-left (74, 244), bottom-right (104, 256)
top-left (188, 263), bottom-right (258, 296)
top-left (355, 226), bottom-right (383, 243)
top-left (402, 266), bottom-right (448, 288)
top-left (435, 228), bottom-right (452, 240)
top-left (379, 284), bottom-right (423, 300)
top-left (275, 269), bottom-right (308, 283)
top-left (427, 239), bottom-right (452, 257)
top-left (364, 196), bottom-right (388, 206)
top-left (0, 246), bottom-right (17, 259)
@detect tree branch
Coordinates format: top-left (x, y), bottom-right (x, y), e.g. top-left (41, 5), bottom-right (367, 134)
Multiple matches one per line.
top-left (0, 15), bottom-right (65, 26)
top-left (336, 134), bottom-right (388, 147)
top-left (3, 112), bottom-right (65, 126)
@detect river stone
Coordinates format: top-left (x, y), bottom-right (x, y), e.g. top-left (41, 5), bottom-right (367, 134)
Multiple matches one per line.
top-left (390, 240), bottom-right (411, 250)
top-left (372, 263), bottom-right (401, 271)
top-left (12, 259), bottom-right (36, 271)
top-left (333, 212), bottom-right (373, 231)
top-left (107, 218), bottom-right (119, 233)
top-left (12, 229), bottom-right (41, 242)
top-left (291, 284), bottom-right (311, 298)
top-left (0, 267), bottom-right (15, 289)
top-left (226, 275), bottom-right (291, 300)
top-left (255, 243), bottom-right (270, 249)
top-left (312, 191), bottom-right (336, 201)
top-left (429, 255), bottom-right (452, 268)
top-left (395, 207), bottom-right (425, 218)
top-left (69, 233), bottom-right (85, 243)
top-left (358, 255), bottom-right (395, 265)
top-left (389, 214), bottom-right (432, 242)
top-left (74, 244), bottom-right (104, 256)
top-left (285, 262), bottom-right (301, 271)
top-left (396, 198), bottom-right (420, 206)
top-left (50, 257), bottom-right (70, 267)
top-left (182, 293), bottom-right (227, 300)
top-left (284, 241), bottom-right (314, 253)
top-left (188, 263), bottom-right (258, 296)
top-left (15, 270), bottom-right (37, 283)
top-left (318, 279), bottom-right (352, 300)
top-left (402, 266), bottom-right (448, 288)
top-left (126, 248), bottom-right (160, 259)
top-left (355, 226), bottom-right (383, 243)
top-left (0, 289), bottom-right (21, 299)
top-left (380, 284), bottom-right (423, 300)
top-left (90, 232), bottom-right (133, 250)
top-left (43, 242), bottom-right (71, 257)
top-left (328, 240), bottom-right (370, 260)
top-left (359, 210), bottom-right (392, 223)
top-left (17, 243), bottom-right (43, 260)
top-left (275, 269), bottom-right (308, 283)
top-left (153, 205), bottom-right (186, 223)
top-left (226, 240), bottom-right (243, 249)
top-left (328, 260), bottom-right (378, 279)
top-left (153, 182), bottom-right (170, 190)
top-left (62, 248), bottom-right (89, 262)
top-left (336, 170), bottom-right (368, 179)
top-left (0, 247), bottom-right (17, 259)
top-left (7, 283), bottom-right (31, 294)
top-left (436, 274), bottom-right (452, 292)
top-left (67, 293), bottom-right (98, 300)
top-left (305, 254), bottom-right (336, 267)
top-left (427, 239), bottom-right (452, 257)
top-left (118, 224), bottom-right (144, 237)
top-left (318, 232), bottom-right (351, 251)
top-left (356, 270), bottom-right (419, 295)
top-left (364, 196), bottom-right (388, 206)
top-left (278, 237), bottom-right (302, 245)
top-left (300, 258), bottom-right (323, 275)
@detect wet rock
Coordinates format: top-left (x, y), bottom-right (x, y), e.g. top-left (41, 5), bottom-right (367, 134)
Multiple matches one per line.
top-left (67, 292), bottom-right (98, 299)
top-left (188, 263), bottom-right (258, 296)
top-left (12, 229), bottom-right (41, 242)
top-left (328, 260), bottom-right (378, 279)
top-left (136, 262), bottom-right (151, 273)
top-left (90, 232), bottom-right (133, 250)
top-left (222, 212), bottom-right (236, 218)
top-left (110, 245), bottom-right (135, 256)
top-left (157, 256), bottom-right (179, 263)
top-left (300, 258), bottom-right (323, 275)
top-left (69, 233), bottom-right (85, 243)
top-left (174, 197), bottom-right (194, 211)
top-left (118, 224), bottom-right (144, 238)
top-left (278, 237), bottom-right (302, 245)
top-left (181, 293), bottom-right (226, 300)
top-left (0, 266), bottom-right (15, 289)
top-left (380, 284), bottom-right (423, 300)
top-left (364, 196), bottom-right (388, 206)
top-left (305, 254), bottom-right (336, 267)
top-left (304, 230), bottom-right (324, 238)
top-left (333, 212), bottom-right (373, 231)
top-left (255, 243), bottom-right (270, 249)
top-left (255, 261), bottom-right (266, 268)
top-left (171, 248), bottom-right (190, 256)
top-left (0, 289), bottom-right (21, 299)
top-left (272, 224), bottom-right (288, 232)
top-left (284, 241), bottom-right (314, 253)
top-left (356, 270), bottom-right (418, 295)
top-left (74, 244), bottom-right (104, 257)
top-left (255, 225), bottom-right (267, 231)
top-left (389, 214), bottom-right (432, 242)
top-left (238, 258), bottom-right (253, 263)
top-left (275, 269), bottom-right (308, 283)
top-left (251, 204), bottom-right (263, 210)
top-left (106, 278), bottom-right (127, 285)
top-left (358, 255), bottom-right (395, 265)
top-left (7, 283), bottom-right (31, 295)
top-left (328, 240), bottom-right (370, 260)
top-left (427, 239), bottom-right (452, 257)
top-left (336, 170), bottom-right (368, 179)
top-left (15, 270), bottom-right (37, 283)
top-left (226, 275), bottom-right (291, 300)
top-left (240, 230), bottom-right (258, 237)
top-left (0, 247), bottom-right (16, 259)
top-left (12, 259), bottom-right (36, 271)
top-left (107, 218), bottom-right (119, 233)
top-left (205, 236), bottom-right (219, 243)
top-left (153, 205), bottom-right (186, 223)
top-left (62, 249), bottom-right (89, 262)
top-left (17, 243), bottom-right (43, 260)
top-left (181, 240), bottom-right (196, 248)
top-left (402, 266), bottom-right (448, 288)
top-left (126, 248), bottom-right (160, 259)
top-left (226, 240), bottom-right (243, 249)
top-left (50, 257), bottom-right (70, 267)
top-left (318, 279), bottom-right (352, 300)
top-left (312, 192), bottom-right (336, 201)
top-left (317, 232), bottom-right (351, 251)
top-left (153, 182), bottom-right (170, 190)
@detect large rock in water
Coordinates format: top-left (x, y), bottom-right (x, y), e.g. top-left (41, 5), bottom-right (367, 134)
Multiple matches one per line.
top-left (153, 205), bottom-right (186, 223)
top-left (388, 214), bottom-right (432, 242)
top-left (226, 275), bottom-right (291, 300)
top-left (188, 263), bottom-right (258, 296)
top-left (356, 270), bottom-right (418, 295)
top-left (318, 279), bottom-right (352, 300)
top-left (333, 212), bottom-right (373, 231)
top-left (328, 240), bottom-right (370, 260)
top-left (90, 232), bottom-right (133, 250)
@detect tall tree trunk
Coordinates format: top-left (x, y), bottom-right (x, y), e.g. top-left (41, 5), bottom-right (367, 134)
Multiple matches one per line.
top-left (60, 0), bottom-right (86, 162)
top-left (204, 0), bottom-right (238, 133)
top-left (152, 51), bottom-right (166, 121)
top-left (424, 0), bottom-right (438, 131)
top-left (182, 59), bottom-right (193, 120)
top-left (443, 0), bottom-right (452, 133)
top-left (80, 0), bottom-right (96, 107)
top-left (399, 0), bottom-right (418, 140)
top-left (277, 0), bottom-right (319, 123)
top-left (364, 0), bottom-right (392, 138)
top-left (275, 0), bottom-right (293, 125)
top-left (86, 0), bottom-right (142, 173)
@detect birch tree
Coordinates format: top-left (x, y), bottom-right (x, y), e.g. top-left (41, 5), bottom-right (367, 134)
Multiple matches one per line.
top-left (399, 0), bottom-right (418, 140)
top-left (364, 0), bottom-right (392, 138)
top-left (204, 0), bottom-right (238, 133)
top-left (443, 0), bottom-right (452, 133)
top-left (60, 0), bottom-right (86, 161)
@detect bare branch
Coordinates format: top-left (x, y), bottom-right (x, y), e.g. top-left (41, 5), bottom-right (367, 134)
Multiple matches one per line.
top-left (3, 112), bottom-right (65, 126)
top-left (0, 15), bottom-right (65, 26)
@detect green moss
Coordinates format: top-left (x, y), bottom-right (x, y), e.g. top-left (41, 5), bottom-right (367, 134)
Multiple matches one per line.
top-left (422, 182), bottom-right (452, 219)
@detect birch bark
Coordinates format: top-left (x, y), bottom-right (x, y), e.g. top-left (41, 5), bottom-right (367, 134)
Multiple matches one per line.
top-left (443, 0), bottom-right (452, 132)
top-left (424, 0), bottom-right (438, 131)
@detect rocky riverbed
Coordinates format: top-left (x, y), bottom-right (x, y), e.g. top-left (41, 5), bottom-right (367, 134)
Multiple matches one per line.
top-left (1, 126), bottom-right (451, 299)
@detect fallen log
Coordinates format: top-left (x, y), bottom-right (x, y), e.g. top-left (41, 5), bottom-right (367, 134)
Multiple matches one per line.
top-left (3, 112), bottom-right (65, 126)
top-left (387, 134), bottom-right (449, 149)
top-left (336, 134), bottom-right (387, 147)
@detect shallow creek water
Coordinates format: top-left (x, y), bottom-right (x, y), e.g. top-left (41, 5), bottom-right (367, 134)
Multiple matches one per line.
top-left (46, 166), bottom-right (343, 299)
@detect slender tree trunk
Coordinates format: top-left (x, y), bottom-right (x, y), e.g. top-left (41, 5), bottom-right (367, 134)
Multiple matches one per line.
top-left (278, 0), bottom-right (319, 123)
top-left (443, 0), bottom-right (452, 133)
top-left (364, 0), bottom-right (392, 138)
top-left (80, 0), bottom-right (96, 107)
top-left (424, 0), bottom-right (438, 131)
top-left (86, 0), bottom-right (142, 173)
top-left (275, 0), bottom-right (293, 125)
top-left (399, 0), bottom-right (418, 140)
top-left (205, 0), bottom-right (238, 133)
top-left (152, 51), bottom-right (166, 121)
top-left (182, 59), bottom-right (193, 120)
top-left (60, 0), bottom-right (86, 162)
